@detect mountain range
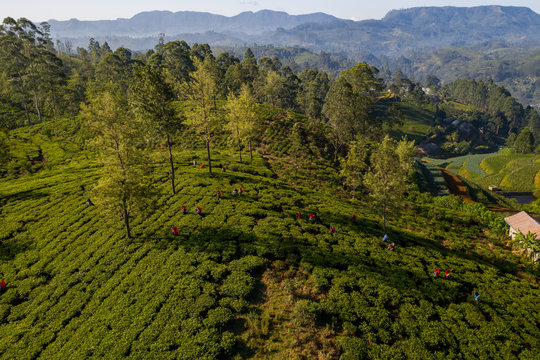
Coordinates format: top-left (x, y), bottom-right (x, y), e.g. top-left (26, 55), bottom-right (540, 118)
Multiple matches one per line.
top-left (48, 6), bottom-right (540, 55)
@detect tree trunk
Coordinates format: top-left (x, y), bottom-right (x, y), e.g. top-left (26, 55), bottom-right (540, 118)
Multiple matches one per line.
top-left (122, 201), bottom-right (131, 239)
top-left (249, 139), bottom-right (253, 160)
top-left (206, 139), bottom-right (212, 174)
top-left (238, 140), bottom-right (243, 163)
top-left (17, 72), bottom-right (31, 125)
top-left (236, 124), bottom-right (243, 163)
top-left (383, 201), bottom-right (386, 234)
top-left (33, 89), bottom-right (42, 123)
top-left (166, 133), bottom-right (176, 194)
top-left (49, 81), bottom-right (58, 119)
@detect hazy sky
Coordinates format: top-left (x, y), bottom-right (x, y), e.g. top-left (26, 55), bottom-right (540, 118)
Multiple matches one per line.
top-left (2, 0), bottom-right (540, 22)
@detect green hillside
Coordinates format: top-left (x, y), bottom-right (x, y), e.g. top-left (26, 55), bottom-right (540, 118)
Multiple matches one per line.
top-left (427, 150), bottom-right (540, 191)
top-left (1, 119), bottom-right (538, 359)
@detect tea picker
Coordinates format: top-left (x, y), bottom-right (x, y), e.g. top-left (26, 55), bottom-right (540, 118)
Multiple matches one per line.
top-left (196, 206), bottom-right (202, 215)
top-left (171, 226), bottom-right (179, 236)
top-left (474, 291), bottom-right (480, 301)
top-left (181, 205), bottom-right (186, 215)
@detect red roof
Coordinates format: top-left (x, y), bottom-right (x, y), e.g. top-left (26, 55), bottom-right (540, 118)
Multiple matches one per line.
top-left (504, 211), bottom-right (540, 238)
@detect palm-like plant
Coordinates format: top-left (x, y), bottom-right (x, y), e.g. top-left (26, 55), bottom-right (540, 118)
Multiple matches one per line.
top-left (512, 231), bottom-right (539, 262)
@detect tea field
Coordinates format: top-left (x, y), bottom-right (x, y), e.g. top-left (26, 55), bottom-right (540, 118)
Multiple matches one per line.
top-left (0, 122), bottom-right (539, 359)
top-left (426, 150), bottom-right (540, 192)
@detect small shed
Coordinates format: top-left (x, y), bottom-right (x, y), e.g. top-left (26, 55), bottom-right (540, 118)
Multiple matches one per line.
top-left (504, 211), bottom-right (540, 239)
top-left (420, 142), bottom-right (441, 156)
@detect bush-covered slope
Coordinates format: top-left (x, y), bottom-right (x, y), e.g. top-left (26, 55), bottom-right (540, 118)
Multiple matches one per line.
top-left (0, 121), bottom-right (539, 359)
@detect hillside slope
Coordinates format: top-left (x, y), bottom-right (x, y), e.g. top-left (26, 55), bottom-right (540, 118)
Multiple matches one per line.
top-left (0, 118), bottom-right (539, 359)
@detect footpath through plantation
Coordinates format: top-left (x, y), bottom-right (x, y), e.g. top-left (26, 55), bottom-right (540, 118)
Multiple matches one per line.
top-left (0, 118), bottom-right (539, 359)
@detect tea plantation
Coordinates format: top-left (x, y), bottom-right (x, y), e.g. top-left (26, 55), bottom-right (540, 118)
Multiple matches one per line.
top-left (0, 121), bottom-right (539, 359)
top-left (427, 151), bottom-right (540, 192)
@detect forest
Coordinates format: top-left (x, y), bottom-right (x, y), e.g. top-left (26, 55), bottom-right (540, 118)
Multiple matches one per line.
top-left (0, 17), bottom-right (539, 359)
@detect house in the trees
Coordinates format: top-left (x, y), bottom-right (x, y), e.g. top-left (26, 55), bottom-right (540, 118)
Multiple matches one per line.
top-left (504, 211), bottom-right (540, 239)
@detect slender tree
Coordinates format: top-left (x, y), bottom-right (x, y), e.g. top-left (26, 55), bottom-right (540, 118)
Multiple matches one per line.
top-left (225, 85), bottom-right (259, 162)
top-left (82, 84), bottom-right (153, 239)
top-left (340, 136), bottom-right (369, 199)
top-left (131, 64), bottom-right (180, 194)
top-left (184, 58), bottom-right (220, 174)
top-left (364, 135), bottom-right (415, 233)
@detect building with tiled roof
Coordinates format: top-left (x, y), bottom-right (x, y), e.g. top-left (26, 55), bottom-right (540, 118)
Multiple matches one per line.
top-left (504, 211), bottom-right (540, 239)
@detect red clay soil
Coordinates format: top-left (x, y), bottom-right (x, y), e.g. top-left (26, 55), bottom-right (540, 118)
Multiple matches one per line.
top-left (439, 167), bottom-right (475, 203)
top-left (438, 167), bottom-right (512, 212)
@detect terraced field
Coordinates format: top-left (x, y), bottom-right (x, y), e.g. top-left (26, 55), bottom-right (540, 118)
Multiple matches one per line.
top-left (427, 151), bottom-right (540, 191)
top-left (0, 123), bottom-right (539, 359)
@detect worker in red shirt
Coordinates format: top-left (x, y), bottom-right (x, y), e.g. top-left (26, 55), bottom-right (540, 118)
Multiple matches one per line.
top-left (171, 226), bottom-right (179, 236)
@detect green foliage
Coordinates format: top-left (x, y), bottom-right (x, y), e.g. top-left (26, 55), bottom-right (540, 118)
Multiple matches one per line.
top-left (364, 135), bottom-right (416, 232)
top-left (340, 136), bottom-right (369, 198)
top-left (0, 124), bottom-right (539, 359)
top-left (1, 34), bottom-right (539, 360)
top-left (512, 231), bottom-right (540, 262)
top-left (513, 127), bottom-right (535, 154)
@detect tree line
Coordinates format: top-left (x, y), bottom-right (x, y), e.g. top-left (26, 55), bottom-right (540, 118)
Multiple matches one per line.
top-left (3, 17), bottom-right (537, 239)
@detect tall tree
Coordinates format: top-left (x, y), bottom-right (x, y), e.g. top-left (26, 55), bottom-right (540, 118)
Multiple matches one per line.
top-left (323, 62), bottom-right (383, 161)
top-left (298, 68), bottom-right (330, 122)
top-left (184, 58), bottom-right (220, 174)
top-left (82, 85), bottom-right (153, 239)
top-left (0, 18), bottom-right (58, 124)
top-left (131, 65), bottom-right (180, 194)
top-left (262, 71), bottom-right (281, 108)
top-left (364, 135), bottom-right (415, 233)
top-left (513, 127), bottom-right (535, 154)
top-left (340, 136), bottom-right (369, 199)
top-left (149, 40), bottom-right (194, 85)
top-left (225, 85), bottom-right (259, 163)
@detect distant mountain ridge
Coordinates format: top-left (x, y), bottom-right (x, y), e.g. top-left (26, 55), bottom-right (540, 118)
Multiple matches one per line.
top-left (47, 6), bottom-right (540, 55)
top-left (264, 6), bottom-right (540, 55)
top-left (47, 10), bottom-right (339, 38)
